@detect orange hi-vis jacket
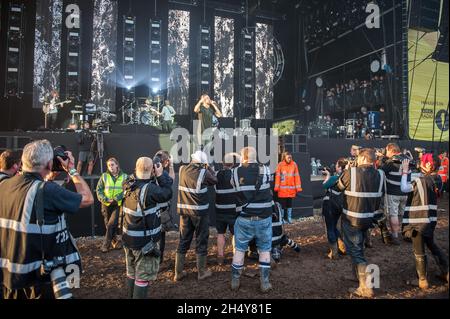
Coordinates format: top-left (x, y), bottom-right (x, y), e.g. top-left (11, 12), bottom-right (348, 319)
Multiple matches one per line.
top-left (438, 155), bottom-right (448, 183)
top-left (274, 160), bottom-right (302, 198)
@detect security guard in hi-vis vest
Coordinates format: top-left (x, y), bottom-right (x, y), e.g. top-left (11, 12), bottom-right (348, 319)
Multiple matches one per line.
top-left (400, 155), bottom-right (449, 290)
top-left (174, 151), bottom-right (218, 282)
top-left (96, 158), bottom-right (128, 253)
top-left (0, 140), bottom-right (94, 299)
top-left (336, 148), bottom-right (385, 298)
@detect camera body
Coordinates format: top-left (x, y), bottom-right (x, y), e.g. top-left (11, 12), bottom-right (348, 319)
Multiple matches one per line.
top-left (141, 240), bottom-right (161, 258)
top-left (52, 145), bottom-right (68, 172)
top-left (153, 154), bottom-right (162, 169)
top-left (40, 256), bottom-right (65, 276)
top-left (343, 157), bottom-right (357, 168)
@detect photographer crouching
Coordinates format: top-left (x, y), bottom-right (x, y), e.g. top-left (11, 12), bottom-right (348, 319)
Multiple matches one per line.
top-left (122, 157), bottom-right (173, 299)
top-left (0, 140), bottom-right (94, 299)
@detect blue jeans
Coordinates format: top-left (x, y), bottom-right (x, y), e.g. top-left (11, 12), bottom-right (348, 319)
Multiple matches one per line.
top-left (234, 216), bottom-right (272, 253)
top-left (322, 202), bottom-right (341, 244)
top-left (341, 219), bottom-right (367, 265)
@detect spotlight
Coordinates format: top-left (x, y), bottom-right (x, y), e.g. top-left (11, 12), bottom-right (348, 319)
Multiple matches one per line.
top-left (152, 87), bottom-right (159, 94)
top-left (315, 77), bottom-right (323, 88)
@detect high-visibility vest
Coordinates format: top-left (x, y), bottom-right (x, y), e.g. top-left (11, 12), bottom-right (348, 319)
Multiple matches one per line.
top-left (339, 167), bottom-right (384, 230)
top-left (438, 156), bottom-right (448, 183)
top-left (122, 182), bottom-right (161, 250)
top-left (232, 163), bottom-right (273, 219)
top-left (102, 172), bottom-right (126, 206)
top-left (274, 161), bottom-right (302, 198)
top-left (0, 174), bottom-right (81, 290)
top-left (403, 175), bottom-right (442, 237)
top-left (177, 164), bottom-right (209, 216)
top-left (215, 169), bottom-right (241, 217)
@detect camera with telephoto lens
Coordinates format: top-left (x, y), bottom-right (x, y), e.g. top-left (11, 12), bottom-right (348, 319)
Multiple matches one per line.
top-left (389, 154), bottom-right (417, 169)
top-left (50, 267), bottom-right (73, 299)
top-left (52, 145), bottom-right (69, 172)
top-left (141, 239), bottom-right (161, 258)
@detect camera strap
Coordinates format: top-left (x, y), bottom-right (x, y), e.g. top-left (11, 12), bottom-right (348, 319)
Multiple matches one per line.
top-left (137, 183), bottom-right (157, 240)
top-left (241, 165), bottom-right (265, 210)
top-left (35, 181), bottom-right (46, 263)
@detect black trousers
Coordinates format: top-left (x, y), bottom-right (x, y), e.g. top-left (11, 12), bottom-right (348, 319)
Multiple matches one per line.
top-left (411, 231), bottom-right (448, 269)
top-left (102, 203), bottom-right (120, 243)
top-left (47, 113), bottom-right (57, 129)
top-left (177, 214), bottom-right (209, 256)
top-left (160, 231), bottom-right (166, 261)
top-left (278, 197), bottom-right (293, 209)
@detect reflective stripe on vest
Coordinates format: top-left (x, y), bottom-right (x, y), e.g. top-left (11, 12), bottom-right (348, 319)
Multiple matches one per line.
top-left (177, 203), bottom-right (209, 210)
top-left (122, 226), bottom-right (161, 238)
top-left (402, 217), bottom-right (438, 224)
top-left (215, 188), bottom-right (237, 194)
top-left (405, 205), bottom-right (438, 211)
top-left (215, 203), bottom-right (237, 210)
top-left (344, 167), bottom-right (384, 198)
top-left (343, 209), bottom-right (377, 218)
top-left (246, 201), bottom-right (274, 209)
top-left (0, 252), bottom-right (79, 275)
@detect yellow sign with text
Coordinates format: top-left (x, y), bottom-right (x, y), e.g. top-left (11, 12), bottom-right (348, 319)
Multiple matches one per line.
top-left (408, 29), bottom-right (449, 141)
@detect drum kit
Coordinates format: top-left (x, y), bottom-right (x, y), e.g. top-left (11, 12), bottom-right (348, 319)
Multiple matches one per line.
top-left (121, 96), bottom-right (163, 127)
top-left (70, 99), bottom-right (117, 130)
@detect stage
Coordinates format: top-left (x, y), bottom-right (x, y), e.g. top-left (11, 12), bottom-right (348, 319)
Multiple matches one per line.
top-left (0, 130), bottom-right (447, 237)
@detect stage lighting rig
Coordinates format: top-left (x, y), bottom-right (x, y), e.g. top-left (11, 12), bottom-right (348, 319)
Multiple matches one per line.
top-left (122, 15), bottom-right (136, 99)
top-left (4, 2), bottom-right (25, 98)
top-left (149, 18), bottom-right (162, 96)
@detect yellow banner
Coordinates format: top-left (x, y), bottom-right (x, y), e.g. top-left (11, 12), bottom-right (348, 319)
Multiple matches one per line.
top-left (408, 29), bottom-right (449, 141)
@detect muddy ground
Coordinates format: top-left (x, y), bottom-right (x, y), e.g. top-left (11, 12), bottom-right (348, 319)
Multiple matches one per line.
top-left (74, 196), bottom-right (449, 299)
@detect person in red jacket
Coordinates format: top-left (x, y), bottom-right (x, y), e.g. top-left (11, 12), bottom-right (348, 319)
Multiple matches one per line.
top-left (274, 152), bottom-right (302, 224)
top-left (438, 151), bottom-right (448, 193)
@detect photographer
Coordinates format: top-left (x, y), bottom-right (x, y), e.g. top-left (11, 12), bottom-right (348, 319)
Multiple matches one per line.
top-left (96, 158), bottom-right (128, 253)
top-left (401, 156), bottom-right (449, 289)
top-left (174, 151), bottom-right (217, 282)
top-left (379, 143), bottom-right (411, 245)
top-left (121, 157), bottom-right (173, 299)
top-left (230, 147), bottom-right (274, 293)
top-left (76, 122), bottom-right (96, 176)
top-left (322, 158), bottom-right (347, 260)
top-left (336, 148), bottom-right (385, 298)
top-left (214, 153), bottom-right (241, 265)
top-left (0, 149), bottom-right (21, 182)
top-left (153, 150), bottom-right (176, 265)
top-left (0, 140), bottom-right (93, 299)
